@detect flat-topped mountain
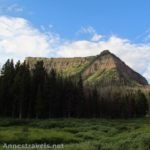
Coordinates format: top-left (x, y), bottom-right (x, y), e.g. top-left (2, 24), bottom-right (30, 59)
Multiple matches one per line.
top-left (25, 50), bottom-right (148, 86)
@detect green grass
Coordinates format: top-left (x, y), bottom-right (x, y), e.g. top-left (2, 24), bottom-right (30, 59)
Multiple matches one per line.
top-left (86, 69), bottom-right (120, 85)
top-left (63, 63), bottom-right (89, 76)
top-left (0, 118), bottom-right (150, 150)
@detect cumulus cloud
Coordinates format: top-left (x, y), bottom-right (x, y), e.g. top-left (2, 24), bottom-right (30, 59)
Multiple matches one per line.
top-left (0, 16), bottom-right (59, 63)
top-left (0, 16), bottom-right (149, 82)
top-left (57, 36), bottom-right (150, 82)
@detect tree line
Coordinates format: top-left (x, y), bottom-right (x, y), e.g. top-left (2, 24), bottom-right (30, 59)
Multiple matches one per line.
top-left (0, 59), bottom-right (149, 119)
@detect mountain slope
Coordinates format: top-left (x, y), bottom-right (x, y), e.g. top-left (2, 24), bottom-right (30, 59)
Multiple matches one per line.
top-left (25, 50), bottom-right (148, 86)
top-left (81, 50), bottom-right (148, 86)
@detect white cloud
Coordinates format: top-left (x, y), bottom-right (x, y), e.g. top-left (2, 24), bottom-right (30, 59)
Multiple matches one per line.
top-left (0, 16), bottom-right (59, 63)
top-left (143, 66), bottom-right (150, 80)
top-left (0, 16), bottom-right (150, 82)
top-left (77, 26), bottom-right (103, 41)
top-left (79, 26), bottom-right (95, 34)
top-left (91, 34), bottom-right (102, 42)
top-left (57, 36), bottom-right (150, 82)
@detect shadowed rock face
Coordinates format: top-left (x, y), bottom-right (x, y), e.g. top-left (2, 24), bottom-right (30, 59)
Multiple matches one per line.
top-left (25, 50), bottom-right (148, 86)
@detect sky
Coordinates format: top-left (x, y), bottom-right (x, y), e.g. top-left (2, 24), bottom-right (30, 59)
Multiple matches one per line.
top-left (0, 0), bottom-right (150, 82)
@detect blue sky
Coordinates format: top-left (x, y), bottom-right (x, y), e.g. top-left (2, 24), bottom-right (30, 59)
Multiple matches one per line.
top-left (0, 0), bottom-right (150, 82)
top-left (2, 0), bottom-right (150, 41)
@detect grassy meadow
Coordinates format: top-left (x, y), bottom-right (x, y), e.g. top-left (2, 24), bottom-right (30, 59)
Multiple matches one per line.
top-left (0, 118), bottom-right (150, 150)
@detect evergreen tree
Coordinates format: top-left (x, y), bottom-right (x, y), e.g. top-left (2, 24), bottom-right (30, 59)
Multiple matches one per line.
top-left (91, 87), bottom-right (99, 117)
top-left (47, 68), bottom-right (57, 118)
top-left (0, 59), bottom-right (15, 117)
top-left (13, 62), bottom-right (31, 119)
top-left (134, 90), bottom-right (149, 116)
top-left (32, 61), bottom-right (47, 118)
top-left (0, 59), bottom-right (149, 119)
top-left (77, 74), bottom-right (85, 117)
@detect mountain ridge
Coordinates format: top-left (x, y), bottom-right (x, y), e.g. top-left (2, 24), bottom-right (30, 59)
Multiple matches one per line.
top-left (25, 50), bottom-right (148, 86)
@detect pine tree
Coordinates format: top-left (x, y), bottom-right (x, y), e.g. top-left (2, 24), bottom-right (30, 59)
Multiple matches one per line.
top-left (77, 74), bottom-right (85, 117)
top-left (134, 90), bottom-right (149, 116)
top-left (48, 68), bottom-right (57, 118)
top-left (0, 58), bottom-right (149, 119)
top-left (32, 61), bottom-right (47, 118)
top-left (13, 62), bottom-right (31, 119)
top-left (91, 87), bottom-right (99, 117)
top-left (0, 59), bottom-right (15, 117)
top-left (36, 85), bottom-right (44, 118)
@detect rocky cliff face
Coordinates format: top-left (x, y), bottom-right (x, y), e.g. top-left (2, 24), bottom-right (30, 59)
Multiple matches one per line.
top-left (81, 50), bottom-right (148, 86)
top-left (25, 50), bottom-right (148, 86)
top-left (25, 56), bottom-right (94, 76)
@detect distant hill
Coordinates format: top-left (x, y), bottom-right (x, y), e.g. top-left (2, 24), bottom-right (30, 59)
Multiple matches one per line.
top-left (25, 50), bottom-right (148, 87)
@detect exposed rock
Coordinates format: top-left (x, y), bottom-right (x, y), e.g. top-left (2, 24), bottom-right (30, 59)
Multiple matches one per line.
top-left (25, 50), bottom-right (148, 86)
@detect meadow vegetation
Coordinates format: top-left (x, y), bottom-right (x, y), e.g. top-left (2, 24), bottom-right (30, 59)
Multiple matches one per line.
top-left (0, 118), bottom-right (150, 150)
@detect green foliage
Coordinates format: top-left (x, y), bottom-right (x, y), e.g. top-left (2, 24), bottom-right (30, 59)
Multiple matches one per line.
top-left (86, 69), bottom-right (120, 86)
top-left (0, 118), bottom-right (149, 150)
top-left (0, 59), bottom-right (149, 119)
top-left (63, 63), bottom-right (89, 76)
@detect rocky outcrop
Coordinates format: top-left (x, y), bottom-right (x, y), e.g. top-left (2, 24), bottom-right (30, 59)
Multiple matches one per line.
top-left (25, 56), bottom-right (94, 76)
top-left (81, 50), bottom-right (148, 86)
top-left (25, 50), bottom-right (148, 86)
